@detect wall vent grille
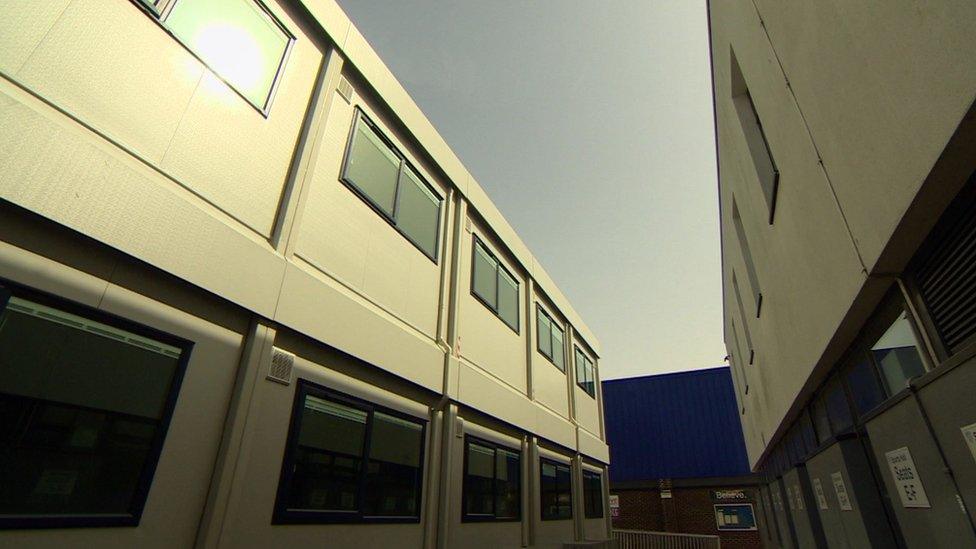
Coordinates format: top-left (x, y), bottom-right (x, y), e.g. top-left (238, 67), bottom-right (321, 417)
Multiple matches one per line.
top-left (267, 347), bottom-right (295, 385)
top-left (915, 177), bottom-right (976, 355)
top-left (337, 76), bottom-right (353, 103)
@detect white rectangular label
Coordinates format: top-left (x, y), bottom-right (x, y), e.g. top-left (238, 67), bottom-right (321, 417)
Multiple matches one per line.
top-left (812, 478), bottom-right (829, 510)
top-left (831, 472), bottom-right (853, 511)
top-left (794, 484), bottom-right (804, 511)
top-left (885, 446), bottom-right (931, 508)
top-left (962, 422), bottom-right (976, 464)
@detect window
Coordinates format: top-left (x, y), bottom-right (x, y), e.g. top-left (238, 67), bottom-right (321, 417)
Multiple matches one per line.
top-left (536, 306), bottom-right (565, 371)
top-left (471, 237), bottom-right (519, 332)
top-left (575, 348), bottom-right (596, 398)
top-left (868, 308), bottom-right (926, 396)
top-left (810, 395), bottom-right (830, 444)
top-left (143, 0), bottom-right (293, 113)
top-left (823, 378), bottom-right (853, 434)
top-left (730, 49), bottom-right (779, 224)
top-left (732, 201), bottom-right (762, 317)
top-left (0, 283), bottom-right (190, 528)
top-left (341, 111), bottom-right (443, 261)
top-left (274, 381), bottom-right (426, 523)
top-left (540, 458), bottom-right (572, 520)
top-left (844, 354), bottom-right (886, 418)
top-left (583, 470), bottom-right (604, 519)
top-left (462, 437), bottom-right (521, 521)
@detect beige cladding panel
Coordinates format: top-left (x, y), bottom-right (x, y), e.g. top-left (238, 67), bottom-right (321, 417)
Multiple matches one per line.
top-left (295, 80), bottom-right (444, 338)
top-left (754, 0), bottom-right (976, 270)
top-left (457, 222), bottom-right (528, 393)
top-left (533, 291), bottom-right (570, 418)
top-left (712, 0), bottom-right (867, 459)
top-left (0, 0), bottom-right (72, 75)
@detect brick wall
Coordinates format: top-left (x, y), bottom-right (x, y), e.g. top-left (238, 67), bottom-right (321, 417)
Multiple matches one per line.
top-left (611, 483), bottom-right (763, 549)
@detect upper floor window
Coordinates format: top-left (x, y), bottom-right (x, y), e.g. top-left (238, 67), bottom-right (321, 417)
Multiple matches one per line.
top-left (575, 348), bottom-right (596, 398)
top-left (730, 49), bottom-right (779, 224)
top-left (540, 458), bottom-right (572, 520)
top-left (273, 381), bottom-right (426, 524)
top-left (0, 282), bottom-right (190, 529)
top-left (462, 436), bottom-right (521, 522)
top-left (536, 306), bottom-right (565, 371)
top-left (142, 0), bottom-right (293, 113)
top-left (583, 470), bottom-right (604, 519)
top-left (341, 111), bottom-right (443, 261)
top-left (471, 237), bottom-right (519, 332)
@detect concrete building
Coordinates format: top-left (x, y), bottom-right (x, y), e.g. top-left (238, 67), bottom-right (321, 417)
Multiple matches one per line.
top-left (710, 1), bottom-right (976, 548)
top-left (0, 1), bottom-right (610, 547)
top-left (604, 367), bottom-right (761, 549)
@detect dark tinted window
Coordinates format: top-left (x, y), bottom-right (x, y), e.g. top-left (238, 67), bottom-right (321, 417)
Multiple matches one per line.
top-left (845, 354), bottom-right (886, 417)
top-left (462, 437), bottom-right (521, 521)
top-left (0, 292), bottom-right (188, 528)
top-left (275, 383), bottom-right (426, 523)
top-left (541, 459), bottom-right (572, 520)
top-left (810, 397), bottom-right (830, 444)
top-left (471, 237), bottom-right (519, 332)
top-left (537, 307), bottom-right (565, 371)
top-left (583, 470), bottom-right (604, 518)
top-left (824, 379), bottom-right (853, 434)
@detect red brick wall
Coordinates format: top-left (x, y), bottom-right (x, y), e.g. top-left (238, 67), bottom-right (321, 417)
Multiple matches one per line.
top-left (611, 484), bottom-right (763, 549)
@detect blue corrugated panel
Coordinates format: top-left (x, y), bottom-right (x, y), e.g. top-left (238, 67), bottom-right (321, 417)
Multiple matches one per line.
top-left (602, 366), bottom-right (750, 482)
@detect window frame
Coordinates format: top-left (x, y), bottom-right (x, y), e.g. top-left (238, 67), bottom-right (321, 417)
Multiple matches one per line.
top-left (575, 347), bottom-right (596, 398)
top-left (340, 109), bottom-right (444, 263)
top-left (461, 435), bottom-right (522, 523)
top-left (582, 469), bottom-right (604, 519)
top-left (131, 0), bottom-right (295, 116)
top-left (470, 235), bottom-right (520, 333)
top-left (539, 457), bottom-right (573, 521)
top-left (536, 305), bottom-right (565, 372)
top-left (272, 379), bottom-right (428, 525)
top-left (0, 279), bottom-right (193, 530)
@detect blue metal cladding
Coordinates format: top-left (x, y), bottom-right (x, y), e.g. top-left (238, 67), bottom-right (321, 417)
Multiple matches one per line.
top-left (602, 367), bottom-right (750, 482)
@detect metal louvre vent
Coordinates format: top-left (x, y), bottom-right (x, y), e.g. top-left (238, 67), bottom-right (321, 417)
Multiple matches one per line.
top-left (915, 181), bottom-right (976, 355)
top-left (267, 347), bottom-right (295, 385)
top-left (337, 75), bottom-right (353, 103)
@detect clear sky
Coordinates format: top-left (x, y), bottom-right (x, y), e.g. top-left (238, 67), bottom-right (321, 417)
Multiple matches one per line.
top-left (335, 0), bottom-right (723, 379)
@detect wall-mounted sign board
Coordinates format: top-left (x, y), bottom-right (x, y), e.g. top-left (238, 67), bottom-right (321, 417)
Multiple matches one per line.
top-left (812, 478), bottom-right (829, 510)
top-left (714, 504), bottom-right (757, 531)
top-left (831, 472), bottom-right (853, 511)
top-left (885, 446), bottom-right (931, 508)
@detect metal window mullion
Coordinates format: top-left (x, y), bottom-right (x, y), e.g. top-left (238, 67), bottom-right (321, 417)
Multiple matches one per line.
top-left (391, 158), bottom-right (407, 225)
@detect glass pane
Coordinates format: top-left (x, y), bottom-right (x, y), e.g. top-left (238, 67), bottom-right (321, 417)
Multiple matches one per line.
top-left (288, 395), bottom-right (367, 512)
top-left (497, 269), bottom-right (519, 331)
top-left (584, 472), bottom-right (603, 518)
top-left (845, 354), bottom-right (886, 417)
top-left (824, 380), bottom-right (853, 434)
top-left (0, 297), bottom-right (182, 518)
top-left (540, 461), bottom-right (558, 519)
top-left (344, 121), bottom-right (400, 216)
top-left (556, 463), bottom-right (573, 519)
top-left (472, 242), bottom-right (497, 308)
top-left (495, 449), bottom-right (520, 519)
top-left (363, 412), bottom-right (423, 517)
top-left (575, 349), bottom-right (586, 385)
top-left (551, 325), bottom-right (564, 371)
top-left (465, 443), bottom-right (495, 516)
top-left (811, 398), bottom-right (830, 444)
top-left (870, 311), bottom-right (926, 395)
top-left (537, 310), bottom-right (552, 358)
top-left (395, 167), bottom-right (440, 259)
top-left (166, 0), bottom-right (289, 109)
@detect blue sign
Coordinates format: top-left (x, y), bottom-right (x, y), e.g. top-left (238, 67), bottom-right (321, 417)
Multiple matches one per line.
top-left (714, 503), bottom-right (757, 531)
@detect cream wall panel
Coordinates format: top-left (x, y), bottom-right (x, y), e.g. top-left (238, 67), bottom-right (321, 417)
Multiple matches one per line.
top-left (755, 0), bottom-right (976, 270)
top-left (160, 1), bottom-right (323, 236)
top-left (458, 224), bottom-right (527, 392)
top-left (574, 387), bottom-right (601, 437)
top-left (578, 429), bottom-right (609, 464)
top-left (0, 82), bottom-right (286, 317)
top-left (534, 405), bottom-right (576, 452)
top-left (275, 261), bottom-right (443, 392)
top-left (0, 0), bottom-right (71, 74)
top-left (16, 0), bottom-right (203, 163)
top-left (295, 82), bottom-right (443, 338)
top-left (533, 292), bottom-right (570, 417)
top-left (457, 361), bottom-right (535, 434)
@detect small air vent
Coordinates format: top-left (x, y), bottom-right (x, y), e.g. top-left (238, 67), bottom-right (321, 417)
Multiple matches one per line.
top-left (267, 347), bottom-right (295, 385)
top-left (337, 75), bottom-right (353, 103)
top-left (915, 175), bottom-right (976, 355)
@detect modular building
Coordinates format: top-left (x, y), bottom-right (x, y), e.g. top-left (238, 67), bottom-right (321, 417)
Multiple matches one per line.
top-left (709, 1), bottom-right (976, 548)
top-left (604, 367), bottom-right (762, 549)
top-left (0, 0), bottom-right (610, 547)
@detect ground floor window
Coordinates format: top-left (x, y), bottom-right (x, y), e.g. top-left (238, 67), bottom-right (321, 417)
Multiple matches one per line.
top-left (583, 470), bottom-right (604, 518)
top-left (540, 458), bottom-right (572, 520)
top-left (462, 436), bottom-right (521, 521)
top-left (0, 282), bottom-right (190, 528)
top-left (273, 380), bottom-right (426, 523)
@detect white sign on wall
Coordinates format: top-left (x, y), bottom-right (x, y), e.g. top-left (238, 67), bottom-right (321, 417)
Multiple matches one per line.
top-left (885, 446), bottom-right (931, 508)
top-left (961, 422), bottom-right (976, 464)
top-left (831, 472), bottom-right (853, 511)
top-left (609, 494), bottom-right (620, 518)
top-left (812, 478), bottom-right (829, 510)
top-left (793, 484), bottom-right (804, 511)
